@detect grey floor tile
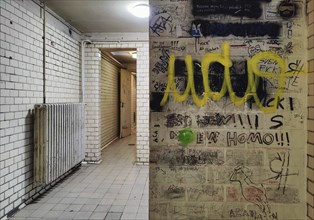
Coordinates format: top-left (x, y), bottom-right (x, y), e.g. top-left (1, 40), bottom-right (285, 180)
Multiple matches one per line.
top-left (94, 205), bottom-right (110, 212)
top-left (11, 209), bottom-right (34, 218)
top-left (121, 212), bottom-right (137, 220)
top-left (86, 198), bottom-right (102, 205)
top-left (22, 203), bottom-right (42, 210)
top-left (44, 210), bottom-right (63, 218)
top-left (60, 197), bottom-right (76, 204)
top-left (81, 204), bottom-right (98, 212)
top-left (52, 203), bottom-right (70, 211)
top-left (29, 209), bottom-right (49, 218)
top-left (67, 192), bottom-right (80, 198)
top-left (72, 197), bottom-right (89, 205)
top-left (45, 197), bottom-right (63, 204)
top-left (89, 212), bottom-right (108, 220)
top-left (112, 199), bottom-right (127, 206)
top-left (123, 205), bottom-right (139, 213)
top-left (137, 206), bottom-right (148, 214)
top-left (104, 212), bottom-right (122, 220)
top-left (73, 211), bottom-right (92, 219)
top-left (103, 193), bottom-right (118, 199)
top-left (115, 194), bottom-right (130, 200)
top-left (109, 205), bottom-right (125, 212)
top-left (57, 211), bottom-right (76, 219)
top-left (9, 135), bottom-right (148, 220)
top-left (136, 213), bottom-right (148, 220)
top-left (65, 204), bottom-right (83, 212)
top-left (39, 203), bottom-right (55, 211)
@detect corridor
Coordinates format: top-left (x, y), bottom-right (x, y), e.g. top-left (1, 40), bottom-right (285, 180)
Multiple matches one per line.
top-left (10, 136), bottom-right (149, 220)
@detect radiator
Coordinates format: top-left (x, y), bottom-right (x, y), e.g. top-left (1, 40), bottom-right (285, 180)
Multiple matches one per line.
top-left (34, 103), bottom-right (85, 186)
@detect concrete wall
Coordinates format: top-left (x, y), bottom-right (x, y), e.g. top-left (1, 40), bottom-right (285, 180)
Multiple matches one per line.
top-left (149, 0), bottom-right (308, 219)
top-left (84, 38), bottom-right (149, 164)
top-left (0, 0), bottom-right (81, 218)
top-left (307, 0), bottom-right (314, 219)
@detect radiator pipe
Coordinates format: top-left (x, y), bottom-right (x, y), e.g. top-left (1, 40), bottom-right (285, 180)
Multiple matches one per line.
top-left (81, 40), bottom-right (92, 103)
top-left (42, 1), bottom-right (46, 103)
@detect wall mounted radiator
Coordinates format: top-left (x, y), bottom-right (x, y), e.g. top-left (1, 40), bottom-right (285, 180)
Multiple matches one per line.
top-left (34, 103), bottom-right (85, 186)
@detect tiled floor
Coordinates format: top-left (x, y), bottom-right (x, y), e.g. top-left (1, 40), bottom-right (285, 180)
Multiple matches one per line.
top-left (10, 135), bottom-right (148, 220)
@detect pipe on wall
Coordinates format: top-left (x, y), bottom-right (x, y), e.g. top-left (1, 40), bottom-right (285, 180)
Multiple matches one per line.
top-left (81, 40), bottom-right (92, 103)
top-left (42, 1), bottom-right (46, 103)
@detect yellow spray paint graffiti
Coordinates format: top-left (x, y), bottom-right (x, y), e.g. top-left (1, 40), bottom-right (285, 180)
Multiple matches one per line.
top-left (160, 43), bottom-right (301, 113)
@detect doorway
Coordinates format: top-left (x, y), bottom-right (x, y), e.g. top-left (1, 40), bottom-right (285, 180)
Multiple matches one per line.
top-left (84, 41), bottom-right (149, 164)
top-left (100, 49), bottom-right (137, 150)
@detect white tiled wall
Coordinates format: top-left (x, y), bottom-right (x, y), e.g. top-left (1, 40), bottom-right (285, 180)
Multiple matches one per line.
top-left (135, 45), bottom-right (150, 164)
top-left (45, 25), bottom-right (81, 103)
top-left (84, 41), bottom-right (149, 164)
top-left (0, 0), bottom-right (81, 218)
top-left (84, 47), bottom-right (101, 162)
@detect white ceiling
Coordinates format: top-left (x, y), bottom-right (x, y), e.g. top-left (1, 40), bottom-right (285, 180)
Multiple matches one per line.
top-left (45, 0), bottom-right (149, 33)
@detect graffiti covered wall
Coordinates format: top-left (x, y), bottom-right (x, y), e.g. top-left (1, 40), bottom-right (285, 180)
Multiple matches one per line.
top-left (149, 0), bottom-right (308, 219)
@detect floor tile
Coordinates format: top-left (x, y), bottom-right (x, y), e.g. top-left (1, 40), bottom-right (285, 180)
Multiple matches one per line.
top-left (109, 205), bottom-right (125, 212)
top-left (94, 205), bottom-right (110, 212)
top-left (72, 197), bottom-right (88, 205)
top-left (65, 204), bottom-right (83, 212)
top-left (89, 212), bottom-right (108, 220)
top-left (123, 205), bottom-right (138, 214)
top-left (57, 211), bottom-right (76, 219)
top-left (73, 211), bottom-right (92, 219)
top-left (9, 136), bottom-right (148, 220)
top-left (11, 209), bottom-right (34, 218)
top-left (29, 209), bottom-right (49, 218)
top-left (104, 212), bottom-right (122, 220)
top-left (136, 213), bottom-right (148, 220)
top-left (52, 203), bottom-right (70, 211)
top-left (121, 212), bottom-right (137, 220)
top-left (44, 210), bottom-right (63, 218)
top-left (80, 204), bottom-right (98, 212)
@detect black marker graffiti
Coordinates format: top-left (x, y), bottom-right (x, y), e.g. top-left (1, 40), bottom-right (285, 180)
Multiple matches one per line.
top-left (165, 113), bottom-right (192, 128)
top-left (150, 92), bottom-right (164, 112)
top-left (249, 96), bottom-right (294, 111)
top-left (266, 152), bottom-right (299, 194)
top-left (196, 131), bottom-right (220, 144)
top-left (196, 113), bottom-right (233, 127)
top-left (192, 0), bottom-right (271, 18)
top-left (227, 132), bottom-right (290, 147)
top-left (191, 21), bottom-right (281, 38)
top-left (152, 130), bottom-right (159, 143)
top-left (286, 60), bottom-right (304, 88)
top-left (152, 49), bottom-right (170, 75)
top-left (150, 13), bottom-right (173, 36)
top-left (270, 115), bottom-right (283, 129)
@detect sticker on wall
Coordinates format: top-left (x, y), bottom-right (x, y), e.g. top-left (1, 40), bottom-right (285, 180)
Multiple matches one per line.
top-left (191, 23), bottom-right (202, 37)
top-left (278, 1), bottom-right (297, 19)
top-left (178, 129), bottom-right (196, 145)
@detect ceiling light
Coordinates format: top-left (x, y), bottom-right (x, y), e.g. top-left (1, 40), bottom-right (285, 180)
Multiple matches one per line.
top-left (130, 51), bottom-right (137, 59)
top-left (128, 3), bottom-right (150, 18)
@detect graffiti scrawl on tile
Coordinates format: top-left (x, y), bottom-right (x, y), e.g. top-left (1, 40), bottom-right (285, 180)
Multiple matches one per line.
top-left (149, 0), bottom-right (307, 219)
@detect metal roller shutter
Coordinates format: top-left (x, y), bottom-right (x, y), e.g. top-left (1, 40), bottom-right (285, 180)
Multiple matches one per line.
top-left (100, 55), bottom-right (119, 148)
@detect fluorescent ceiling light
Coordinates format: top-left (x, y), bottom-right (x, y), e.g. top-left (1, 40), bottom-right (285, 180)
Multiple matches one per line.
top-left (129, 51), bottom-right (137, 59)
top-left (128, 3), bottom-right (149, 18)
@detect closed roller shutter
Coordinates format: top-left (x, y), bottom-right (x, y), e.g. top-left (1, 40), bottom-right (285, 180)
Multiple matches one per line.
top-left (131, 74), bottom-right (137, 134)
top-left (100, 55), bottom-right (119, 148)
